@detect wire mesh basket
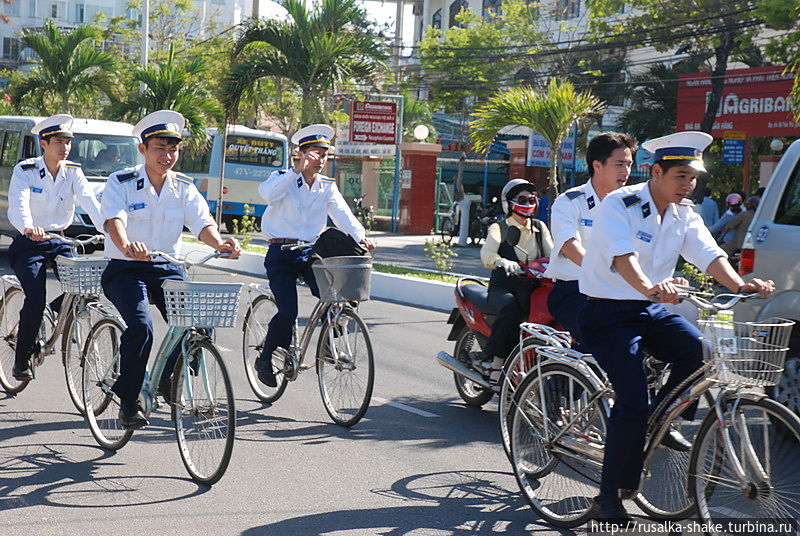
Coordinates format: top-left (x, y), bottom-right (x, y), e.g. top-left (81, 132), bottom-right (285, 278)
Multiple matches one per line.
top-left (311, 256), bottom-right (372, 302)
top-left (55, 256), bottom-right (109, 296)
top-left (162, 280), bottom-right (242, 328)
top-left (699, 317), bottom-right (794, 387)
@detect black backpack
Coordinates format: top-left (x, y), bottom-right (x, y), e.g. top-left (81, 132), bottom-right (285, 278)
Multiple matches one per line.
top-left (312, 228), bottom-right (368, 258)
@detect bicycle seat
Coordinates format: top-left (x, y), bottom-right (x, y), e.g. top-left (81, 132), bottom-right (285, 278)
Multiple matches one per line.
top-left (461, 284), bottom-right (498, 316)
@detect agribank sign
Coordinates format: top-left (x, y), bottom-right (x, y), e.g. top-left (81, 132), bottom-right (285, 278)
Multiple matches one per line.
top-left (676, 66), bottom-right (798, 137)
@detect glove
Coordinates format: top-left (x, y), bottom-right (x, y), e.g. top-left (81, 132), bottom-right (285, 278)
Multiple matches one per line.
top-left (495, 258), bottom-right (523, 276)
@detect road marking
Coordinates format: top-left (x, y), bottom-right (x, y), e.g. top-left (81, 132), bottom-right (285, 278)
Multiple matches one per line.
top-left (373, 397), bottom-right (439, 418)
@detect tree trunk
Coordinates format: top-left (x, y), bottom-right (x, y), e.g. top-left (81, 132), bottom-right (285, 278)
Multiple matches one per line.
top-left (547, 144), bottom-right (559, 206)
top-left (301, 87), bottom-right (315, 126)
top-left (454, 106), bottom-right (468, 202)
top-left (699, 32), bottom-right (736, 134)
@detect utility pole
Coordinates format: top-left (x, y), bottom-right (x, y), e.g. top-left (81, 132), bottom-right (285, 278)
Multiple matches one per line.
top-left (141, 0), bottom-right (149, 67)
top-left (394, 0), bottom-right (404, 84)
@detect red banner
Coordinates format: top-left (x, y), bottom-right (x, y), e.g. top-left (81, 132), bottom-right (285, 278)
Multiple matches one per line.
top-left (349, 101), bottom-right (397, 144)
top-left (676, 66), bottom-right (799, 138)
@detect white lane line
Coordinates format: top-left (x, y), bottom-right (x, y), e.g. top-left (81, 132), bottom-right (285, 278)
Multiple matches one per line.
top-left (373, 397), bottom-right (440, 418)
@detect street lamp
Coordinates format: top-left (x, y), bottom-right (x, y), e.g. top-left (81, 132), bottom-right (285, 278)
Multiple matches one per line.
top-left (770, 138), bottom-right (784, 153)
top-left (413, 124), bottom-right (429, 142)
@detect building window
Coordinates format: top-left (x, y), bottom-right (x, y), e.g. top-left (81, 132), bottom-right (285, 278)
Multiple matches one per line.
top-left (1, 0), bottom-right (21, 16)
top-left (556, 0), bottom-right (580, 19)
top-left (51, 2), bottom-right (58, 18)
top-left (75, 3), bottom-right (85, 22)
top-left (449, 0), bottom-right (468, 28)
top-left (431, 8), bottom-right (441, 30)
top-left (482, 0), bottom-right (502, 19)
top-left (2, 37), bottom-right (20, 60)
top-left (29, 0), bottom-right (36, 17)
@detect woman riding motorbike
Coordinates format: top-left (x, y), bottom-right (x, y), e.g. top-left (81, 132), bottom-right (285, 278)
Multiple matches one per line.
top-left (480, 179), bottom-right (553, 390)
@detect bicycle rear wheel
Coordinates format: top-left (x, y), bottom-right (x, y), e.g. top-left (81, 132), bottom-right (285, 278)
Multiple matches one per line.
top-left (316, 307), bottom-right (374, 427)
top-left (0, 287), bottom-right (27, 394)
top-left (82, 318), bottom-right (133, 450)
top-left (172, 339), bottom-right (235, 486)
top-left (63, 310), bottom-right (92, 414)
top-left (689, 396), bottom-right (800, 535)
top-left (242, 294), bottom-right (289, 403)
top-left (510, 363), bottom-right (609, 528)
top-left (499, 337), bottom-right (545, 460)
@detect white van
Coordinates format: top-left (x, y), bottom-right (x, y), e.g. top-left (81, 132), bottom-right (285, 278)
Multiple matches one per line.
top-left (0, 115), bottom-right (143, 238)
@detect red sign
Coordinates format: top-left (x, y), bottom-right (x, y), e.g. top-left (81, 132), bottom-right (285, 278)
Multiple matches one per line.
top-left (676, 66), bottom-right (798, 137)
top-left (349, 100), bottom-right (397, 144)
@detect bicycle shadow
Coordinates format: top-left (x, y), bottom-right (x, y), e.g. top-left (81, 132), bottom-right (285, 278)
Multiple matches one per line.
top-left (241, 470), bottom-right (572, 536)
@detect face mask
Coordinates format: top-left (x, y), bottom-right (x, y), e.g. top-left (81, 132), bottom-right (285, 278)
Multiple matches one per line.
top-left (511, 201), bottom-right (537, 218)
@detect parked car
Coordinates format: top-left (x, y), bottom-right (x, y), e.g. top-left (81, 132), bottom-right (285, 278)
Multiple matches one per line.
top-left (735, 138), bottom-right (800, 416)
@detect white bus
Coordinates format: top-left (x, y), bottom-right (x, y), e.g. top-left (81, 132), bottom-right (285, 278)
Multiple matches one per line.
top-left (176, 125), bottom-right (289, 231)
top-left (0, 115), bottom-right (142, 238)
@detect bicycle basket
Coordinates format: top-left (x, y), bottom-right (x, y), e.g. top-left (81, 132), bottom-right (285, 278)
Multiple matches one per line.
top-left (698, 317), bottom-right (794, 387)
top-left (311, 256), bottom-right (372, 302)
top-left (162, 280), bottom-right (242, 328)
top-left (55, 256), bottom-right (109, 296)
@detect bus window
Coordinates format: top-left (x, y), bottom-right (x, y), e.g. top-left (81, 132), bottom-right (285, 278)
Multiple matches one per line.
top-left (179, 148), bottom-right (212, 174)
top-left (1, 131), bottom-right (20, 167)
top-left (225, 136), bottom-right (284, 168)
top-left (22, 135), bottom-right (38, 159)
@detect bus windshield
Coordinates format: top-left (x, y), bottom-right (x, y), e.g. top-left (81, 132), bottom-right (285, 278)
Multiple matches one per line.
top-left (69, 134), bottom-right (143, 177)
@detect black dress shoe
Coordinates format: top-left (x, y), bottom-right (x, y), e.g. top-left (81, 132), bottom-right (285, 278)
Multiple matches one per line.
top-left (118, 400), bottom-right (148, 429)
top-left (589, 495), bottom-right (633, 524)
top-left (256, 357), bottom-right (277, 388)
top-left (12, 361), bottom-right (33, 381)
top-left (661, 427), bottom-right (692, 452)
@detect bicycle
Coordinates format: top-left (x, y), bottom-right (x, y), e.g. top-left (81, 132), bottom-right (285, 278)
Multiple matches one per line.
top-left (80, 250), bottom-right (241, 486)
top-left (353, 197), bottom-right (374, 234)
top-left (242, 243), bottom-right (375, 427)
top-left (508, 289), bottom-right (799, 530)
top-left (0, 233), bottom-right (106, 414)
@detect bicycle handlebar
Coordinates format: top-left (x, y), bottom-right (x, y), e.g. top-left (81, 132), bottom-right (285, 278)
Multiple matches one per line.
top-left (149, 250), bottom-right (233, 268)
top-left (281, 241), bottom-right (313, 252)
top-left (26, 232), bottom-right (105, 247)
top-left (650, 286), bottom-right (762, 313)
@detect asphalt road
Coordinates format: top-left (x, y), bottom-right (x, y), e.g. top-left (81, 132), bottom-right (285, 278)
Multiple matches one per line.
top-left (0, 251), bottom-right (555, 536)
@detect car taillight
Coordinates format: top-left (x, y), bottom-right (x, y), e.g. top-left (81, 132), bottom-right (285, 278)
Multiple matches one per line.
top-left (739, 248), bottom-right (755, 275)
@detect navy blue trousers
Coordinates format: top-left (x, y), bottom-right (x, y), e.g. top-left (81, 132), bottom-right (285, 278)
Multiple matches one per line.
top-left (547, 279), bottom-right (586, 348)
top-left (578, 300), bottom-right (703, 497)
top-left (101, 260), bottom-right (183, 402)
top-left (9, 235), bottom-right (72, 365)
top-left (260, 245), bottom-right (320, 360)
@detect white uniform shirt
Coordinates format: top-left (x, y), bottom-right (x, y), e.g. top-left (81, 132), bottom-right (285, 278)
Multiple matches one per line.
top-left (544, 180), bottom-right (601, 282)
top-left (101, 164), bottom-right (215, 261)
top-left (258, 169), bottom-right (365, 243)
top-left (7, 157), bottom-right (103, 234)
top-left (579, 181), bottom-right (725, 300)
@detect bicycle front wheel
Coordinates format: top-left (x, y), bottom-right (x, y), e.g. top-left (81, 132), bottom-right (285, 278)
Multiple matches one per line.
top-left (242, 294), bottom-right (288, 403)
top-left (172, 340), bottom-right (235, 486)
top-left (689, 396), bottom-right (800, 535)
top-left (316, 307), bottom-right (374, 427)
top-left (82, 318), bottom-right (132, 450)
top-left (0, 287), bottom-right (27, 394)
top-left (63, 310), bottom-right (92, 414)
top-left (499, 337), bottom-right (546, 461)
top-left (510, 363), bottom-right (609, 528)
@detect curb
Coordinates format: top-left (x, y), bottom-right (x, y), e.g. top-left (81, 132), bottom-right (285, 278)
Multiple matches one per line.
top-left (182, 240), bottom-right (457, 312)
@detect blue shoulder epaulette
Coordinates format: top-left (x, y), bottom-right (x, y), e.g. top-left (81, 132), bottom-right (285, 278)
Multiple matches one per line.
top-left (679, 198), bottom-right (694, 207)
top-left (173, 172), bottom-right (192, 185)
top-left (565, 189), bottom-right (584, 200)
top-left (64, 161), bottom-right (81, 169)
top-left (20, 162), bottom-right (37, 170)
top-left (320, 175), bottom-right (336, 183)
top-left (117, 171), bottom-right (138, 183)
top-left (622, 194), bottom-right (641, 207)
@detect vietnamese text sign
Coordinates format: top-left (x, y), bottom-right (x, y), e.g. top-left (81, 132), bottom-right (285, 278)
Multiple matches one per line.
top-left (676, 66), bottom-right (798, 137)
top-left (527, 128), bottom-right (575, 168)
top-left (722, 131), bottom-right (746, 165)
top-left (350, 100), bottom-right (398, 144)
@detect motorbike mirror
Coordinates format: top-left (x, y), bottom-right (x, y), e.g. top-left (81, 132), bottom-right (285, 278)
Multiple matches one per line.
top-left (505, 226), bottom-right (521, 247)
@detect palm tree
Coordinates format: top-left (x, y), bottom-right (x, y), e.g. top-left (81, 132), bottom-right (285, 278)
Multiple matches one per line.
top-left (8, 20), bottom-right (115, 114)
top-left (109, 44), bottom-right (223, 153)
top-left (223, 0), bottom-right (388, 124)
top-left (470, 79), bottom-right (605, 195)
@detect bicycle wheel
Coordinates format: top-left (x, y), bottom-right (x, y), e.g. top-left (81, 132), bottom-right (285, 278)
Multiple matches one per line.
top-left (242, 294), bottom-right (288, 403)
top-left (316, 307), bottom-right (374, 427)
top-left (500, 337), bottom-right (545, 460)
top-left (172, 339), bottom-right (235, 486)
top-left (635, 366), bottom-right (711, 520)
top-left (63, 310), bottom-right (92, 415)
top-left (440, 217), bottom-right (454, 246)
top-left (510, 363), bottom-right (609, 528)
top-left (82, 318), bottom-right (133, 450)
top-left (689, 396), bottom-right (800, 535)
top-left (0, 287), bottom-right (28, 394)
top-left (452, 327), bottom-right (494, 407)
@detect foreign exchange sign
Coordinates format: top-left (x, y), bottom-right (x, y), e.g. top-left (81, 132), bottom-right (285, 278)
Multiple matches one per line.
top-left (349, 101), bottom-right (398, 144)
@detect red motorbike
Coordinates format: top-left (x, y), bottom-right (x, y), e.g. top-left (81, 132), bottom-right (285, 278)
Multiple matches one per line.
top-left (436, 257), bottom-right (561, 406)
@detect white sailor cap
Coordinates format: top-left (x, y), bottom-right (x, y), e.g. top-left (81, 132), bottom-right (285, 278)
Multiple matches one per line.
top-left (32, 114), bottom-right (74, 139)
top-left (133, 110), bottom-right (185, 143)
top-left (641, 131), bottom-right (713, 173)
top-left (291, 124), bottom-right (335, 149)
